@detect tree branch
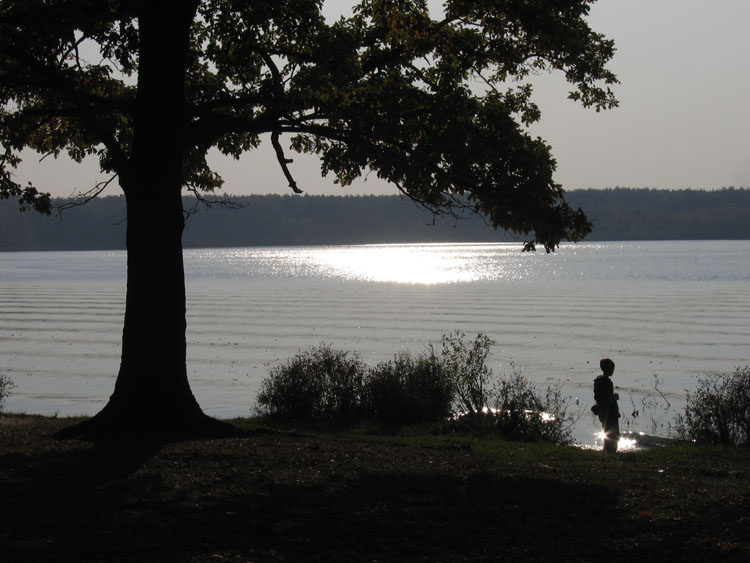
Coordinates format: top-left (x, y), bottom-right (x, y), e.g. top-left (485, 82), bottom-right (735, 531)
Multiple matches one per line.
top-left (183, 184), bottom-right (247, 221)
top-left (258, 48), bottom-right (302, 194)
top-left (271, 128), bottom-right (302, 194)
top-left (52, 174), bottom-right (118, 215)
top-left (186, 111), bottom-right (276, 147)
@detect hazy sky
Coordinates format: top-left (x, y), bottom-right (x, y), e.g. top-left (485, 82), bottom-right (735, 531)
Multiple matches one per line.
top-left (17, 0), bottom-right (750, 198)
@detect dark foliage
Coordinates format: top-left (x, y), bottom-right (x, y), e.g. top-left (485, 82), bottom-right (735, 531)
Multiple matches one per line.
top-left (439, 333), bottom-right (573, 445)
top-left (255, 344), bottom-right (366, 423)
top-left (440, 331), bottom-right (496, 415)
top-left (675, 366), bottom-right (750, 446)
top-left (0, 373), bottom-right (13, 408)
top-left (255, 334), bottom-right (573, 444)
top-left (1, 0), bottom-right (618, 250)
top-left (363, 351), bottom-right (454, 427)
top-left (446, 372), bottom-right (573, 445)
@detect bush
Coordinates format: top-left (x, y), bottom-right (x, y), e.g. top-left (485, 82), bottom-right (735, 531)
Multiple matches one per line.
top-left (440, 331), bottom-right (495, 415)
top-left (255, 344), bottom-right (365, 423)
top-left (445, 365), bottom-right (573, 446)
top-left (254, 334), bottom-right (573, 445)
top-left (675, 366), bottom-right (750, 446)
top-left (436, 333), bottom-right (572, 444)
top-left (0, 373), bottom-right (14, 409)
top-left (363, 351), bottom-right (453, 426)
top-left (491, 369), bottom-right (572, 445)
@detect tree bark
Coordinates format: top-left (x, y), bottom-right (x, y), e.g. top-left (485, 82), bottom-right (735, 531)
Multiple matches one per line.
top-left (57, 2), bottom-right (234, 439)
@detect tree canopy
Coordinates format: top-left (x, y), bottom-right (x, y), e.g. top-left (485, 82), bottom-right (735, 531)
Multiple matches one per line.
top-left (1, 0), bottom-right (617, 250)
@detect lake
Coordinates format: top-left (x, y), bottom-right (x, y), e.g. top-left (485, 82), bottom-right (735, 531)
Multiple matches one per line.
top-left (1, 241), bottom-right (748, 447)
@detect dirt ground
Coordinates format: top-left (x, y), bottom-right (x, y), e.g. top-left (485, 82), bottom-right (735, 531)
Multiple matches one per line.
top-left (1, 414), bottom-right (749, 562)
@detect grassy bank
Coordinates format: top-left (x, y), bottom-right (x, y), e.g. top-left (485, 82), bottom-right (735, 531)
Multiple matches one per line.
top-left (1, 413), bottom-right (749, 562)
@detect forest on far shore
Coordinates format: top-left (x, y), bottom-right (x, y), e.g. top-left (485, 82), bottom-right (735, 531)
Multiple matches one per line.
top-left (1, 187), bottom-right (749, 251)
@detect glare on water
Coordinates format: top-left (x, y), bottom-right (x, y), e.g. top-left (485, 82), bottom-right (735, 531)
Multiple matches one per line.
top-left (304, 245), bottom-right (481, 284)
top-left (188, 243), bottom-right (540, 284)
top-left (583, 432), bottom-right (644, 452)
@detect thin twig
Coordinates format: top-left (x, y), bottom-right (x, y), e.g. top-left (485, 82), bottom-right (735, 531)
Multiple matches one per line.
top-left (183, 185), bottom-right (247, 221)
top-left (52, 174), bottom-right (118, 216)
top-left (653, 374), bottom-right (671, 408)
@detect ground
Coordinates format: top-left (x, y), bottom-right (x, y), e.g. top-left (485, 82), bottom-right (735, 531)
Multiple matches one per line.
top-left (1, 413), bottom-right (749, 562)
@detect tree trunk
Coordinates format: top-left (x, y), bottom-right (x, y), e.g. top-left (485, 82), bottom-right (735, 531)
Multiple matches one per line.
top-left (57, 2), bottom-right (234, 439)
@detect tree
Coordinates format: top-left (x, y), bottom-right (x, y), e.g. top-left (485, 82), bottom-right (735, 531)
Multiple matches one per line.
top-left (0, 0), bottom-right (617, 438)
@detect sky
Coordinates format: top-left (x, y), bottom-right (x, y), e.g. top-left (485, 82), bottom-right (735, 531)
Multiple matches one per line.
top-left (16, 0), bottom-right (750, 198)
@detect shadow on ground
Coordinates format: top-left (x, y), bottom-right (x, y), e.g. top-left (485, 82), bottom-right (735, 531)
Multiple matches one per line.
top-left (1, 419), bottom-right (748, 562)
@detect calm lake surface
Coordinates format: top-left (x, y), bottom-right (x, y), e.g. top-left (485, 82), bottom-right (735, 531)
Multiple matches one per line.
top-left (1, 241), bottom-right (748, 447)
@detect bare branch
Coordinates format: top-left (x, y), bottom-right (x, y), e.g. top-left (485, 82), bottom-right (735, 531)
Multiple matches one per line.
top-left (52, 174), bottom-right (118, 215)
top-left (38, 150), bottom-right (56, 163)
top-left (183, 184), bottom-right (247, 221)
top-left (271, 129), bottom-right (302, 194)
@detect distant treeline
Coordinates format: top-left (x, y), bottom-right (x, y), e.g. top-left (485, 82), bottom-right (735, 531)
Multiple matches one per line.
top-left (1, 187), bottom-right (749, 251)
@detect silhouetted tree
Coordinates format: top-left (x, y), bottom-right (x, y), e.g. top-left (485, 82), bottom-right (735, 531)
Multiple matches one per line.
top-left (0, 0), bottom-right (617, 438)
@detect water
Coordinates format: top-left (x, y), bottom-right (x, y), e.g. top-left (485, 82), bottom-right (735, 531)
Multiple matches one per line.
top-left (1, 241), bottom-right (748, 447)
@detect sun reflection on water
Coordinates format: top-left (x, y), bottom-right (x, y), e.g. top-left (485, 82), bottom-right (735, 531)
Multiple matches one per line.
top-left (314, 247), bottom-right (471, 284)
top-left (617, 436), bottom-right (639, 451)
top-left (582, 431), bottom-right (639, 452)
top-left (188, 243), bottom-right (554, 283)
top-left (301, 243), bottom-right (522, 284)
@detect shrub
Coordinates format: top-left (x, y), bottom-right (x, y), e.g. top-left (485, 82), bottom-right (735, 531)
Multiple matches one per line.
top-left (255, 344), bottom-right (365, 423)
top-left (363, 350), bottom-right (453, 426)
top-left (440, 331), bottom-right (495, 415)
top-left (437, 333), bottom-right (573, 445)
top-left (0, 373), bottom-right (14, 409)
top-left (675, 366), bottom-right (750, 446)
top-left (491, 370), bottom-right (573, 445)
top-left (253, 334), bottom-right (573, 445)
top-left (445, 368), bottom-right (573, 445)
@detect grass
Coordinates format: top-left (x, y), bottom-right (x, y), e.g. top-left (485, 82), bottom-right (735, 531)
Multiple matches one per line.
top-left (1, 412), bottom-right (749, 562)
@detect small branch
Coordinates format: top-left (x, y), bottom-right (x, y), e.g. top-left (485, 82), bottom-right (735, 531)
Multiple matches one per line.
top-left (38, 150), bottom-right (56, 163)
top-left (271, 129), bottom-right (302, 194)
top-left (407, 63), bottom-right (439, 91)
top-left (183, 185), bottom-right (247, 221)
top-left (52, 174), bottom-right (118, 215)
top-left (653, 374), bottom-right (671, 408)
top-left (470, 65), bottom-right (502, 95)
top-left (393, 180), bottom-right (450, 225)
top-left (73, 35), bottom-right (85, 71)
